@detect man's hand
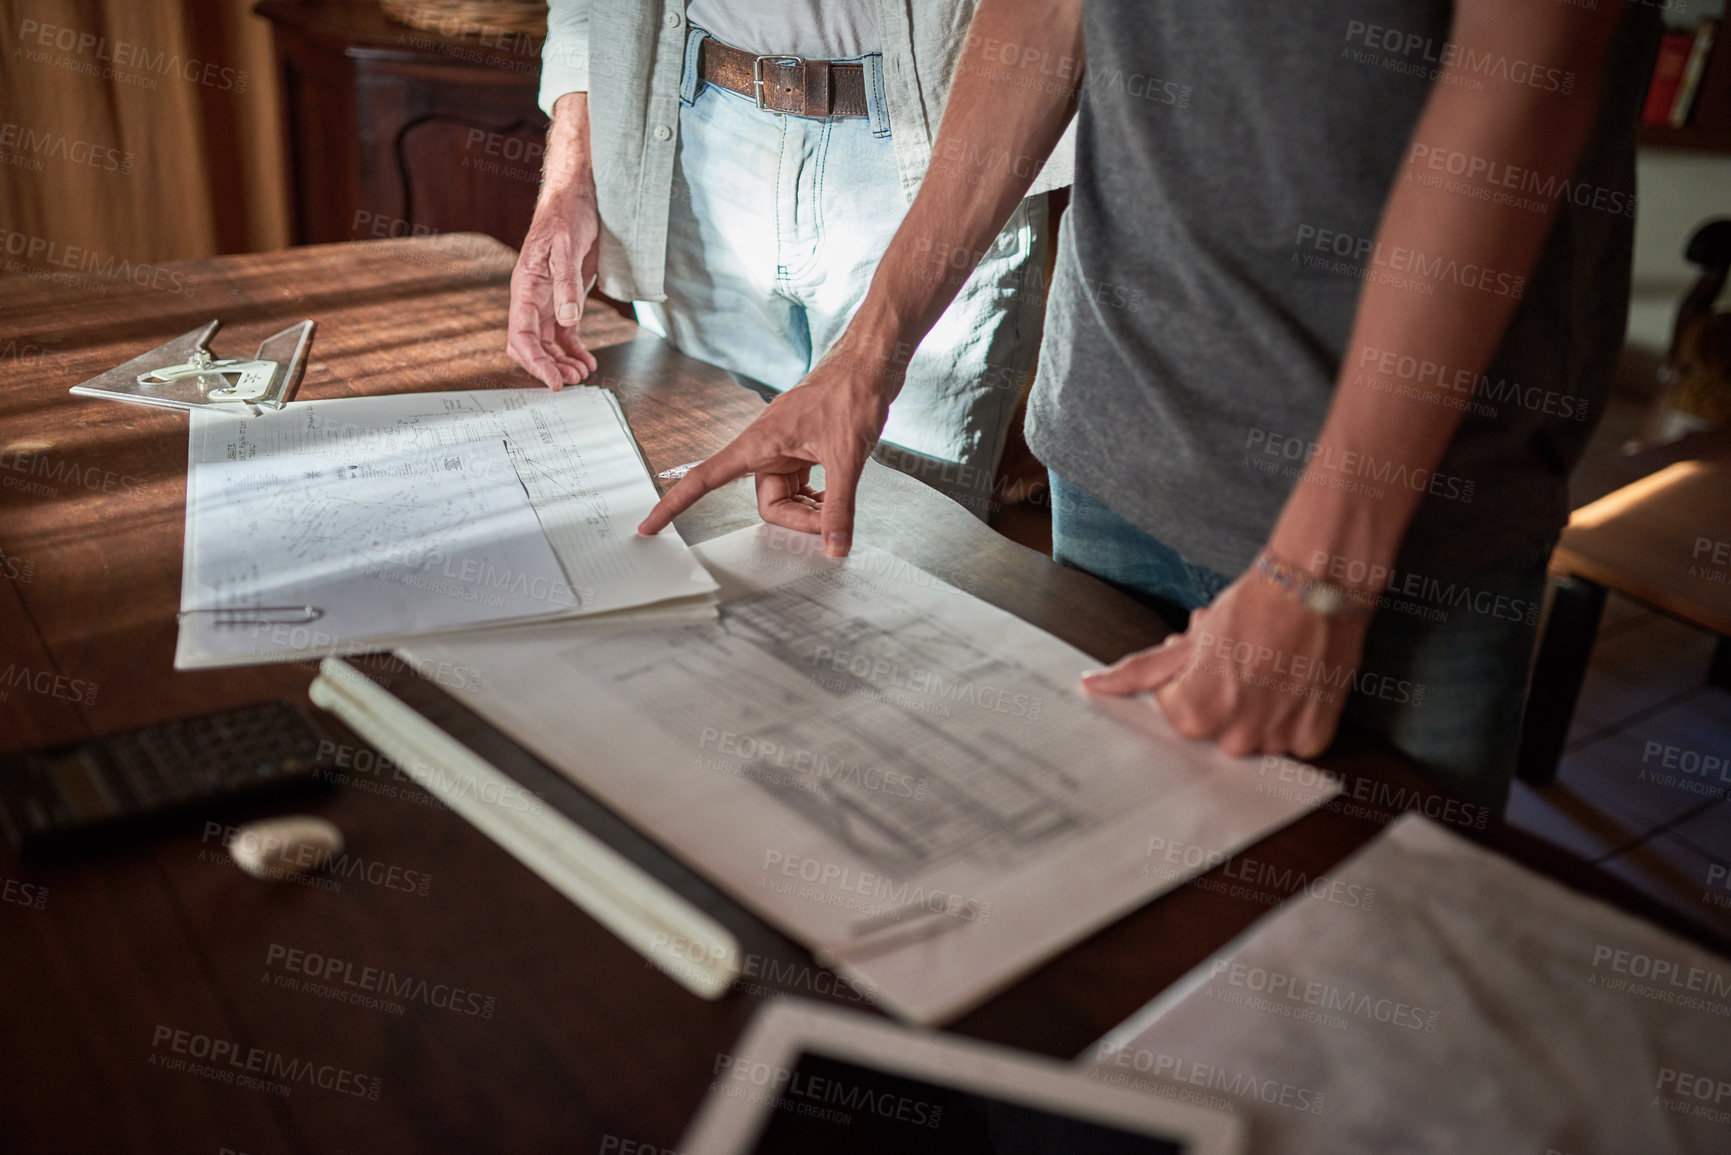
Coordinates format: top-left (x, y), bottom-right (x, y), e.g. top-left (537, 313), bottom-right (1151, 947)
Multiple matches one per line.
top-left (639, 0), bottom-right (1081, 551)
top-left (1090, 1), bottom-right (1622, 763)
top-left (637, 351), bottom-right (895, 557)
top-left (507, 91), bottom-right (601, 390)
top-left (1082, 576), bottom-right (1375, 759)
top-left (507, 186), bottom-right (601, 390)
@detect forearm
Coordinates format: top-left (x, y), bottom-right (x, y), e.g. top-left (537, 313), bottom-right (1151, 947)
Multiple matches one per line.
top-left (540, 92), bottom-right (595, 205)
top-left (1269, 3), bottom-right (1622, 580)
top-left (834, 0), bottom-right (1084, 392)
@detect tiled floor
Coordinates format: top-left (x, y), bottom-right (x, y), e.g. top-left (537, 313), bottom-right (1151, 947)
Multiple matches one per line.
top-left (1497, 379), bottom-right (1729, 941)
top-left (1508, 600), bottom-right (1731, 939)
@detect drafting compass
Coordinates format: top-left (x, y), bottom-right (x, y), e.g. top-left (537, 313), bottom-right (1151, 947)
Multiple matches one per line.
top-left (70, 319), bottom-right (315, 414)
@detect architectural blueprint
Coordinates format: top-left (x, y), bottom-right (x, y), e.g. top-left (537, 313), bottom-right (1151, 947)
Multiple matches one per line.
top-left (177, 388), bottom-right (718, 667)
top-left (579, 574), bottom-right (1154, 878)
top-left (399, 525), bottom-right (1342, 1023)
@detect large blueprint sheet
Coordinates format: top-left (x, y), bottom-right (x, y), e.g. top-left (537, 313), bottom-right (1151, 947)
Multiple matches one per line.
top-left (400, 525), bottom-right (1339, 1023)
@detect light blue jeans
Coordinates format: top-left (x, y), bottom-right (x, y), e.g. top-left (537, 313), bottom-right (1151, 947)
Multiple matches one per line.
top-left (1049, 474), bottom-right (1551, 814)
top-left (635, 27), bottom-right (1049, 519)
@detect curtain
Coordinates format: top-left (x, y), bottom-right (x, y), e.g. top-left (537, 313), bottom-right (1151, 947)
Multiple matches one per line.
top-left (0, 0), bottom-right (288, 274)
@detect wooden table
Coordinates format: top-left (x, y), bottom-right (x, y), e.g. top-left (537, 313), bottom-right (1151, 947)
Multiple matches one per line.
top-left (1518, 435), bottom-right (1731, 782)
top-left (1, 236), bottom-right (1723, 1153)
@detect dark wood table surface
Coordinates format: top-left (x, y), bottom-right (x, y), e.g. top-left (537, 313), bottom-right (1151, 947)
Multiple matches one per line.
top-left (1, 235), bottom-right (1724, 1154)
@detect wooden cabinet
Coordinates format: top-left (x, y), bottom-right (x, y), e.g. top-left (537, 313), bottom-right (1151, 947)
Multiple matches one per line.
top-left (256, 0), bottom-right (548, 247)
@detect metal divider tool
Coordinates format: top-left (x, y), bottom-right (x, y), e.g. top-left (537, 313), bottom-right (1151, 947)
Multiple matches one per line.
top-left (70, 319), bottom-right (315, 414)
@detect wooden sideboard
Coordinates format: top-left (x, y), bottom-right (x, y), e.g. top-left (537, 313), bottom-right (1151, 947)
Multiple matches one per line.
top-left (255, 0), bottom-right (548, 248)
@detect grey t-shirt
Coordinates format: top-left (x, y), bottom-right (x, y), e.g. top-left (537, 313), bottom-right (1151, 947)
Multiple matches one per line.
top-left (686, 0), bottom-right (880, 59)
top-left (1026, 1), bottom-right (1658, 579)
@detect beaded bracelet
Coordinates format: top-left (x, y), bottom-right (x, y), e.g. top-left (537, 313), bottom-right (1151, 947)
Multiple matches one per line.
top-left (1252, 547), bottom-right (1376, 616)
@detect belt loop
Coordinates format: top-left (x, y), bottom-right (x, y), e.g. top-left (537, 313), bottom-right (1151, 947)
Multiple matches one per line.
top-left (801, 60), bottom-right (830, 118)
top-left (679, 25), bottom-right (707, 106)
top-left (861, 53), bottom-right (890, 137)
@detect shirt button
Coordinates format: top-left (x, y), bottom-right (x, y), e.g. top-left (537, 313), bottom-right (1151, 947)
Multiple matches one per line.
top-left (664, 11), bottom-right (682, 28)
top-left (653, 124), bottom-right (674, 142)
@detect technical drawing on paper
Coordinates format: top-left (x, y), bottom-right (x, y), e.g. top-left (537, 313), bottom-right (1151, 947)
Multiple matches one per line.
top-left (181, 436), bottom-right (577, 668)
top-left (576, 569), bottom-right (1157, 877)
top-left (213, 450), bottom-right (512, 580)
top-left (215, 390), bottom-right (633, 593)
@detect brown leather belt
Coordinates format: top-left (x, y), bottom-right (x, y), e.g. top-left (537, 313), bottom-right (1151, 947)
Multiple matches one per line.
top-left (697, 37), bottom-right (870, 119)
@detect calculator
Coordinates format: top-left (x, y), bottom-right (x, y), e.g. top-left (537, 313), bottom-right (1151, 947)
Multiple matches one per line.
top-left (0, 700), bottom-right (336, 857)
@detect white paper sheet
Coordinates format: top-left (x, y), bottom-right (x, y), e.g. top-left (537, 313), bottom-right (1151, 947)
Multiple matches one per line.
top-left (182, 437), bottom-right (574, 663)
top-left (398, 524), bottom-right (1341, 1023)
top-left (1085, 814), bottom-right (1731, 1155)
top-left (176, 388), bottom-right (717, 667)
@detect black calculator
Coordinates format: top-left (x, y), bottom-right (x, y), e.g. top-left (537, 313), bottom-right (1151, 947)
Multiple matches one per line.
top-left (0, 700), bottom-right (335, 857)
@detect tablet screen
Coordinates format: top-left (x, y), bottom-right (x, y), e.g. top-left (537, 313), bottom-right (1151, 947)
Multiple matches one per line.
top-left (740, 1051), bottom-right (1188, 1154)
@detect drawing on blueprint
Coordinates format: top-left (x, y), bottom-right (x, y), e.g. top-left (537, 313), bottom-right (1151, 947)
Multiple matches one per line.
top-left (576, 569), bottom-right (1156, 876)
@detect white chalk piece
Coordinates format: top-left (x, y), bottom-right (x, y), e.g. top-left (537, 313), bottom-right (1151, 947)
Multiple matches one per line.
top-left (228, 815), bottom-right (343, 881)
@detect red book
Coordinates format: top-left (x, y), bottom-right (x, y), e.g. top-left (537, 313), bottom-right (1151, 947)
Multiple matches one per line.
top-left (1644, 31), bottom-right (1695, 126)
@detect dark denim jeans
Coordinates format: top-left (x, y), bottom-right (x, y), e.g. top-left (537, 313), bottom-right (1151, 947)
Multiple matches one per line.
top-left (1049, 474), bottom-right (1551, 814)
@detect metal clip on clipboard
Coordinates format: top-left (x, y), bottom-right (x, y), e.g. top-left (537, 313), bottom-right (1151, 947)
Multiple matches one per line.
top-left (69, 319), bottom-right (315, 414)
top-left (178, 604), bottom-right (325, 629)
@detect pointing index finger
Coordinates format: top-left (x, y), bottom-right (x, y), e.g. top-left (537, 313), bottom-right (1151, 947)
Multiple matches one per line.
top-left (638, 450), bottom-right (747, 535)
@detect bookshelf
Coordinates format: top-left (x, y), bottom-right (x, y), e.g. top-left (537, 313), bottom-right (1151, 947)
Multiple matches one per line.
top-left (1644, 4), bottom-right (1730, 154)
top-left (1639, 124), bottom-right (1731, 155)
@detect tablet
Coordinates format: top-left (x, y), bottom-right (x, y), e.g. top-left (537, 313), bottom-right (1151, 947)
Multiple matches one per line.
top-left (679, 1000), bottom-right (1246, 1155)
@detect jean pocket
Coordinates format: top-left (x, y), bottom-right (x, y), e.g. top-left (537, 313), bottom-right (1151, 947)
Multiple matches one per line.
top-left (679, 26), bottom-right (707, 107)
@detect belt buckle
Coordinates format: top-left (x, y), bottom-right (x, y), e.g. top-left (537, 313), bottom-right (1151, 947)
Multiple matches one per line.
top-left (753, 54), bottom-right (804, 112)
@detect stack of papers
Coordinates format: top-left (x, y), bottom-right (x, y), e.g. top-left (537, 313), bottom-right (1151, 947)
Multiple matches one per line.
top-left (176, 388), bottom-right (717, 668)
top-left (1086, 815), bottom-right (1731, 1154)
